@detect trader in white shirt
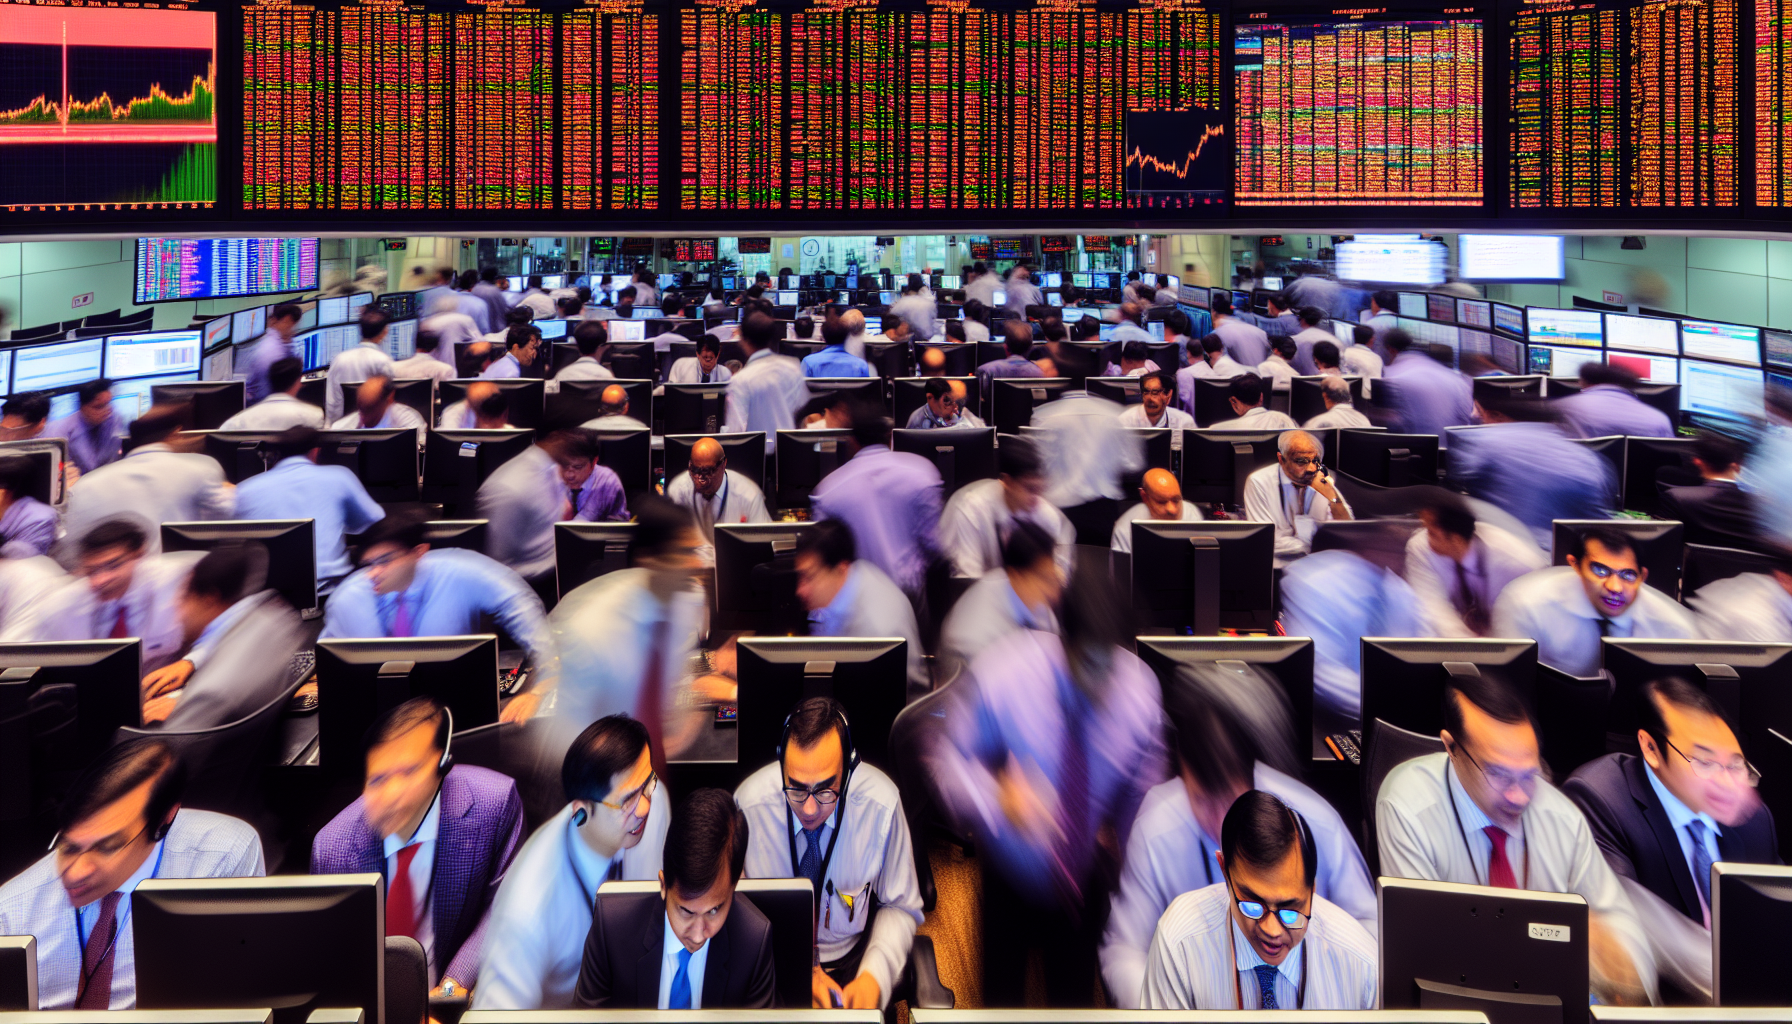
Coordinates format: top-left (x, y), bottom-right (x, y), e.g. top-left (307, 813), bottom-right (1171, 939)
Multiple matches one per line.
top-left (1110, 468), bottom-right (1203, 555)
top-left (393, 330), bottom-right (459, 385)
top-left (1107, 663), bottom-right (1376, 1007)
top-left (1302, 375), bottom-right (1370, 430)
top-left (61, 405), bottom-right (235, 558)
top-left (1028, 342), bottom-right (1144, 543)
top-left (1288, 306), bottom-right (1336, 375)
top-left (324, 307), bottom-right (399, 422)
top-left (331, 375), bottom-right (428, 444)
top-left (667, 334), bottom-right (732, 385)
top-left (1209, 375), bottom-right (1298, 431)
top-left (1404, 490), bottom-right (1548, 637)
top-left (1177, 336), bottom-right (1249, 412)
top-left (664, 436), bottom-right (771, 553)
top-left (724, 313), bottom-right (809, 450)
top-left (219, 357), bottom-right (326, 431)
top-left (438, 381), bottom-right (511, 431)
top-left (1140, 791), bottom-right (1377, 1011)
top-left (735, 697), bottom-right (924, 1009)
top-left (1256, 337), bottom-right (1299, 390)
top-left (937, 520), bottom-right (1063, 675)
top-left (936, 434), bottom-right (1073, 578)
top-left (479, 429), bottom-right (602, 588)
top-left (1242, 430), bottom-right (1351, 567)
top-left (1687, 565), bottom-right (1792, 641)
top-left (1490, 525), bottom-right (1699, 677)
top-left (552, 321), bottom-right (614, 387)
top-left (1118, 371), bottom-right (1195, 431)
top-left (483, 326), bottom-right (542, 380)
top-left (36, 519), bottom-right (201, 672)
top-left (1376, 672), bottom-right (1657, 1004)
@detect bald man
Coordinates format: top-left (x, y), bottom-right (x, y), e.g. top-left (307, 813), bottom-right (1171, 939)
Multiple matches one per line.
top-left (1111, 468), bottom-right (1204, 554)
top-left (664, 436), bottom-right (771, 561)
top-left (839, 308), bottom-right (869, 358)
top-left (579, 384), bottom-right (649, 431)
top-left (918, 347), bottom-right (949, 377)
top-left (332, 374), bottom-right (428, 443)
top-left (460, 341), bottom-right (498, 378)
top-left (438, 381), bottom-right (510, 430)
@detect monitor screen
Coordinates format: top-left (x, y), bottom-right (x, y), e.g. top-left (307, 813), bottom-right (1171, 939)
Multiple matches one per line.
top-left (992, 290), bottom-right (1007, 306)
top-left (1766, 328), bottom-right (1792, 372)
top-left (1457, 234), bottom-right (1567, 281)
top-left (1491, 302), bottom-right (1526, 338)
top-left (202, 316), bottom-right (232, 351)
top-left (658, 273), bottom-right (679, 290)
top-left (1072, 272), bottom-right (1092, 288)
top-left (878, 291), bottom-right (896, 305)
top-left (1259, 275), bottom-right (1281, 289)
top-left (1525, 307), bottom-right (1603, 348)
top-left (105, 329), bottom-right (203, 379)
top-left (204, 344), bottom-right (233, 382)
top-left (1396, 292), bottom-right (1429, 319)
top-left (347, 292), bottom-right (373, 313)
top-left (863, 321), bottom-right (883, 337)
top-left (14, 338), bottom-right (104, 393)
top-left (1682, 359), bottom-right (1765, 423)
top-left (607, 319), bottom-right (646, 344)
top-left (135, 238), bottom-right (319, 303)
top-left (536, 319), bottom-right (569, 340)
top-left (109, 372), bottom-right (200, 427)
top-left (1426, 293), bottom-right (1456, 322)
top-left (1047, 293), bottom-right (1063, 306)
top-left (939, 275), bottom-right (961, 288)
top-left (1334, 240), bottom-right (1447, 285)
top-left (0, 351), bottom-right (13, 395)
top-left (1606, 350), bottom-right (1681, 383)
top-left (631, 307), bottom-right (661, 320)
top-left (316, 295), bottom-right (350, 327)
top-left (1043, 272), bottom-right (1063, 288)
top-left (384, 319), bottom-right (417, 361)
top-left (232, 306), bottom-right (268, 344)
top-left (1527, 342), bottom-right (1602, 378)
top-left (1681, 319), bottom-right (1763, 367)
top-left (782, 275), bottom-right (800, 289)
top-left (1456, 299), bottom-right (1492, 329)
top-left (1149, 321), bottom-right (1166, 342)
top-left (776, 291), bottom-right (799, 306)
top-left (1058, 308), bottom-right (1090, 321)
top-left (1604, 313), bottom-right (1680, 356)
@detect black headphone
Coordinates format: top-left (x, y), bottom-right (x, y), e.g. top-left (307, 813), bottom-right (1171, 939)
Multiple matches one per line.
top-left (777, 700), bottom-right (859, 776)
top-left (778, 700), bottom-right (858, 899)
top-left (435, 705), bottom-right (456, 776)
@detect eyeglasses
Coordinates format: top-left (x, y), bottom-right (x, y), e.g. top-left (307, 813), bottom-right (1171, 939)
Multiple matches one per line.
top-left (359, 549), bottom-right (410, 571)
top-left (1228, 875), bottom-right (1309, 930)
top-left (1140, 388), bottom-right (1169, 398)
top-left (1665, 738), bottom-right (1760, 787)
top-left (54, 820), bottom-right (151, 862)
top-left (783, 781), bottom-right (842, 808)
top-left (1454, 741), bottom-right (1542, 793)
top-left (1284, 455), bottom-right (1321, 468)
top-left (1585, 560), bottom-right (1641, 584)
top-left (600, 771), bottom-right (658, 817)
top-left (688, 462), bottom-right (723, 479)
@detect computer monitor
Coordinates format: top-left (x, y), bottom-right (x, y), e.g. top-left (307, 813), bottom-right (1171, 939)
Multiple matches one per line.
top-left (1289, 375), bottom-right (1363, 424)
top-left (134, 875), bottom-right (382, 1024)
top-left (989, 378), bottom-right (1073, 435)
top-left (105, 329), bottom-right (203, 380)
top-left (1188, 376), bottom-right (1244, 428)
top-left (438, 378), bottom-right (545, 429)
top-left (714, 522), bottom-right (815, 633)
top-left (1381, 875), bottom-right (1590, 1024)
top-left (774, 428), bottom-right (852, 510)
top-left (1622, 436), bottom-right (1700, 514)
top-left (421, 429), bottom-right (535, 517)
top-left (1337, 429), bottom-right (1439, 487)
top-left (1682, 359), bottom-right (1765, 430)
top-left (232, 305), bottom-right (268, 343)
top-left (1396, 292), bottom-right (1430, 319)
top-left (663, 432), bottom-right (767, 494)
top-left (198, 430), bottom-right (285, 483)
top-left (555, 522), bottom-right (636, 600)
top-left (913, 342), bottom-right (977, 377)
top-left (1129, 520), bottom-right (1277, 633)
top-left (891, 377), bottom-right (983, 428)
top-left (316, 295), bottom-right (350, 327)
top-left (862, 340), bottom-right (912, 380)
top-left (1714, 864), bottom-right (1792, 1006)
top-left (662, 383), bottom-right (731, 435)
top-left (314, 636), bottom-right (500, 777)
top-left (1682, 318), bottom-right (1763, 367)
top-left (890, 427), bottom-right (995, 498)
top-left (1471, 374), bottom-right (1545, 405)
top-left (1526, 306), bottom-right (1604, 349)
top-left (1134, 636), bottom-right (1315, 759)
top-left (805, 378), bottom-right (880, 415)
top-left (336, 377), bottom-right (433, 425)
top-left (0, 440), bottom-right (61, 506)
top-left (0, 640), bottom-right (141, 775)
top-left (1359, 638), bottom-right (1538, 739)
top-left (149, 380), bottom-right (245, 430)
top-left (585, 425), bottom-right (652, 496)
top-left (605, 318), bottom-right (648, 345)
top-left (600, 341), bottom-right (657, 382)
top-left (1570, 436), bottom-right (1626, 510)
top-left (1549, 519), bottom-right (1684, 599)
top-left (315, 428), bottom-right (421, 503)
top-left (161, 520), bottom-right (317, 612)
top-left (12, 338), bottom-right (104, 394)
top-left (737, 637), bottom-right (908, 772)
top-left (1527, 343), bottom-right (1604, 379)
top-left (1180, 429), bottom-right (1282, 508)
top-left (1085, 376), bottom-right (1144, 406)
top-left (546, 378), bottom-right (652, 430)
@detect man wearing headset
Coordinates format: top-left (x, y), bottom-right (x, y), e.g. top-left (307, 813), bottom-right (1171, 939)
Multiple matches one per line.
top-left (311, 697), bottom-right (525, 1001)
top-left (734, 697), bottom-right (924, 1009)
top-left (1141, 791), bottom-right (1376, 1010)
top-left (0, 739), bottom-right (264, 1008)
top-left (474, 714), bottom-right (669, 1010)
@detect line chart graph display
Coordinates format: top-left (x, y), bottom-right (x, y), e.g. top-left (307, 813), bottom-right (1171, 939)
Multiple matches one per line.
top-left (1125, 108), bottom-right (1230, 207)
top-left (0, 1), bottom-right (217, 212)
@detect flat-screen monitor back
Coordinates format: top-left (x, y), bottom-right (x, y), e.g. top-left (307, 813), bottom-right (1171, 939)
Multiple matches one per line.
top-left (314, 636), bottom-right (499, 777)
top-left (1359, 638), bottom-right (1538, 739)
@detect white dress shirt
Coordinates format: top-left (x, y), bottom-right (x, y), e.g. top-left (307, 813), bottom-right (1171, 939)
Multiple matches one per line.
top-left (324, 342), bottom-right (399, 421)
top-left (937, 568), bottom-right (1058, 676)
top-left (395, 354), bottom-right (459, 384)
top-left (1030, 392), bottom-right (1144, 506)
top-left (664, 469), bottom-right (770, 554)
top-left (473, 800), bottom-right (670, 1010)
top-left (1376, 752), bottom-right (1657, 999)
top-left (937, 478), bottom-right (1075, 578)
top-left (1104, 766), bottom-right (1377, 1007)
top-left (1490, 566), bottom-right (1700, 677)
top-left (725, 350), bottom-right (809, 449)
top-left (1118, 404), bottom-right (1196, 432)
top-left (1242, 463), bottom-right (1351, 567)
top-left (0, 555), bottom-right (67, 641)
top-left (62, 443), bottom-right (235, 558)
top-left (0, 810), bottom-right (264, 1009)
top-left (1257, 356), bottom-right (1297, 390)
top-left (735, 760), bottom-right (925, 1006)
top-left (1303, 403), bottom-right (1370, 430)
top-left (1404, 523), bottom-right (1549, 636)
top-left (1110, 501), bottom-right (1204, 554)
top-left (552, 357), bottom-right (614, 385)
top-left (658, 914), bottom-right (711, 1009)
top-left (1339, 344), bottom-right (1382, 397)
top-left (1140, 884), bottom-right (1378, 1010)
top-left (35, 551), bottom-right (202, 671)
top-left (332, 402), bottom-right (428, 445)
top-left (1688, 573), bottom-right (1792, 641)
top-left (666, 358), bottom-right (731, 385)
top-left (219, 393), bottom-right (328, 431)
top-left (1210, 406), bottom-right (1298, 431)
top-left (384, 793), bottom-right (441, 976)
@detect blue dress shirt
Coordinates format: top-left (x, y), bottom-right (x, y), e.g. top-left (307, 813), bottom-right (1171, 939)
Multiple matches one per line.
top-left (1644, 760), bottom-right (1723, 912)
top-left (45, 410), bottom-right (123, 474)
top-left (234, 456), bottom-right (384, 583)
top-left (802, 346), bottom-right (873, 378)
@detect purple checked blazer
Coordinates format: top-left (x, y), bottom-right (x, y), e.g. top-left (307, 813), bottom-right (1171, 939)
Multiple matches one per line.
top-left (311, 764), bottom-right (525, 986)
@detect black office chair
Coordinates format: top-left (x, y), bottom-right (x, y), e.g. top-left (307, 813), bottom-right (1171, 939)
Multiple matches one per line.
top-left (1535, 664), bottom-right (1610, 780)
top-left (1360, 717), bottom-right (1446, 876)
top-left (1682, 542), bottom-right (1782, 596)
top-left (385, 936), bottom-right (429, 1024)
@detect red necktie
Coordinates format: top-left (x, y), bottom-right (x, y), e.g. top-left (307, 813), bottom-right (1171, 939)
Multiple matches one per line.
top-left (109, 605), bottom-right (129, 640)
top-left (76, 891), bottom-right (123, 1009)
top-left (1484, 826), bottom-right (1517, 888)
top-left (632, 619), bottom-right (669, 777)
top-left (387, 843), bottom-right (421, 940)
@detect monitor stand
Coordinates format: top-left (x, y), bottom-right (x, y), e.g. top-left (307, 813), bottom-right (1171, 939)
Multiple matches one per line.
top-left (1417, 978), bottom-right (1562, 1024)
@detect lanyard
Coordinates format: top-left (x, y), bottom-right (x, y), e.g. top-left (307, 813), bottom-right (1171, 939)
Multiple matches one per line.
top-left (1446, 760), bottom-right (1529, 889)
top-left (786, 766), bottom-right (851, 920)
top-left (1226, 919), bottom-right (1308, 1010)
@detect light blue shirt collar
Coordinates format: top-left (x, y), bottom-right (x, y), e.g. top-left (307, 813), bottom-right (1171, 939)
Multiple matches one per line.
top-left (810, 562), bottom-right (866, 635)
top-left (661, 910), bottom-right (712, 1007)
top-left (1229, 915), bottom-right (1304, 993)
top-left (1644, 761), bottom-right (1722, 838)
top-left (1001, 573), bottom-right (1046, 630)
top-left (1445, 756), bottom-right (1500, 834)
top-left (382, 789), bottom-right (442, 856)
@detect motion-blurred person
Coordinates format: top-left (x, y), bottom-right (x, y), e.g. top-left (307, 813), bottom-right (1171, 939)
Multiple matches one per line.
top-left (484, 325), bottom-right (542, 379)
top-left (438, 381), bottom-right (509, 430)
top-left (1030, 342), bottom-right (1144, 545)
top-left (1658, 433), bottom-right (1761, 550)
top-left (795, 519), bottom-right (928, 696)
top-left (1557, 363), bottom-right (1674, 439)
top-left (333, 374), bottom-right (428, 443)
top-left (454, 269), bottom-right (494, 333)
top-left (552, 321), bottom-right (613, 386)
top-left (1685, 555), bottom-right (1792, 641)
top-left (1139, 792), bottom-right (1378, 1011)
top-left (725, 313), bottom-right (809, 449)
top-left (1303, 375), bottom-right (1370, 429)
top-left (580, 384), bottom-right (649, 431)
top-left (1107, 664), bottom-right (1375, 1007)
top-left (62, 405), bottom-right (233, 558)
top-left (1451, 392), bottom-right (1614, 547)
top-left (0, 739), bottom-right (264, 1009)
top-left (37, 520), bottom-right (195, 668)
top-left (1210, 374), bottom-right (1297, 430)
top-left (1380, 329), bottom-right (1473, 438)
top-left (1404, 490), bottom-right (1548, 636)
top-left (1288, 306), bottom-right (1332, 374)
top-left (0, 452), bottom-right (56, 558)
top-left (978, 321), bottom-right (1044, 381)
top-left (906, 377), bottom-right (984, 429)
top-left (479, 430), bottom-right (625, 589)
top-left (324, 307), bottom-right (399, 421)
top-left (474, 715), bottom-right (669, 1010)
top-left (1279, 549), bottom-right (1431, 725)
top-left (1340, 324), bottom-right (1383, 393)
top-left (1491, 526), bottom-right (1697, 677)
top-left (1256, 336), bottom-right (1299, 390)
top-left (1110, 468), bottom-right (1202, 555)
top-left (1363, 290), bottom-right (1399, 343)
top-left (938, 568), bottom-right (1166, 1007)
top-left (937, 434), bottom-right (1072, 578)
top-left (1376, 672), bottom-right (1658, 1004)
top-left (1211, 292), bottom-right (1271, 367)
top-left (1118, 371), bottom-right (1194, 431)
top-left (422, 291), bottom-right (482, 356)
top-left (803, 315), bottom-right (873, 378)
top-left (811, 399), bottom-right (942, 597)
top-left (735, 697), bottom-right (924, 1009)
top-left (394, 330), bottom-right (460, 385)
top-left (233, 426), bottom-right (383, 590)
top-left (1108, 303), bottom-right (1154, 347)
top-left (667, 334), bottom-right (731, 384)
top-left (472, 267), bottom-right (511, 330)
top-left (220, 357), bottom-right (325, 431)
top-left (518, 276), bottom-right (557, 318)
top-left (311, 696), bottom-right (524, 994)
top-left (1178, 335), bottom-right (1248, 400)
top-left (1005, 266), bottom-right (1044, 318)
top-left (0, 391), bottom-right (50, 443)
top-left (938, 520), bottom-right (1063, 677)
top-left (241, 303), bottom-right (303, 404)
top-left (1243, 430), bottom-right (1351, 567)
top-left (46, 378), bottom-right (123, 475)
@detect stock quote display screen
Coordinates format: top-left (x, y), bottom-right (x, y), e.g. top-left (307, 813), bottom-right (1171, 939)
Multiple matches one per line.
top-left (1507, 0), bottom-right (1740, 209)
top-left (0, 0), bottom-right (216, 213)
top-left (1233, 7), bottom-right (1486, 206)
top-left (1758, 0), bottom-right (1792, 206)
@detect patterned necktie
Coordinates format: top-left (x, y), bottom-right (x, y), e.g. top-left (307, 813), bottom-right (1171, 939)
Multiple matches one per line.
top-left (1688, 819), bottom-right (1715, 924)
top-left (567, 488), bottom-right (583, 521)
top-left (386, 843), bottom-right (422, 940)
top-left (76, 892), bottom-right (123, 1010)
top-left (1455, 560), bottom-right (1489, 634)
top-left (668, 947), bottom-right (694, 1009)
top-left (391, 594), bottom-right (413, 638)
top-left (1484, 826), bottom-right (1518, 888)
top-left (797, 826), bottom-right (825, 890)
top-left (1253, 963), bottom-right (1280, 1009)
top-left (109, 604), bottom-right (130, 640)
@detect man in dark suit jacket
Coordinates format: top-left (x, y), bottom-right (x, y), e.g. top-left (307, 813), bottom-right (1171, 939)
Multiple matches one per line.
top-left (1656, 433), bottom-right (1761, 550)
top-left (576, 787), bottom-right (776, 1008)
top-left (312, 696), bottom-right (524, 993)
top-left (1564, 676), bottom-right (1780, 926)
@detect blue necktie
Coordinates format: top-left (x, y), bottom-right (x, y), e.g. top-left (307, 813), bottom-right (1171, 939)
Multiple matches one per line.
top-left (1254, 964), bottom-right (1280, 1009)
top-left (797, 826), bottom-right (824, 889)
top-left (669, 947), bottom-right (693, 1009)
top-left (1688, 819), bottom-right (1715, 917)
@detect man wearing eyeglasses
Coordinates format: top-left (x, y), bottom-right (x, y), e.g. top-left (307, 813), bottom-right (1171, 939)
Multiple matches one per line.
top-left (734, 697), bottom-right (923, 1009)
top-left (1140, 790), bottom-right (1376, 1010)
top-left (1117, 371), bottom-right (1195, 432)
top-left (1491, 526), bottom-right (1697, 677)
top-left (1243, 430), bottom-right (1351, 567)
top-left (1377, 673), bottom-right (1657, 1005)
top-left (663, 436), bottom-right (770, 562)
top-left (906, 377), bottom-right (985, 430)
